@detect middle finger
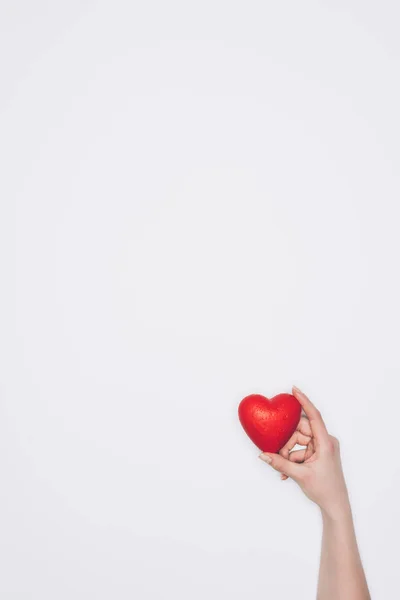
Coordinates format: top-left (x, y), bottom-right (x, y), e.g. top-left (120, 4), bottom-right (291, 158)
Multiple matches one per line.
top-left (280, 429), bottom-right (312, 459)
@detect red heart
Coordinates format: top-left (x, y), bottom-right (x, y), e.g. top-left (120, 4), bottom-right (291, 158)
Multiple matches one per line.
top-left (238, 393), bottom-right (301, 453)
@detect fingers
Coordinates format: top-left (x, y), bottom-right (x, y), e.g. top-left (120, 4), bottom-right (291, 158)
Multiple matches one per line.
top-left (280, 429), bottom-right (311, 460)
top-left (259, 452), bottom-right (303, 481)
top-left (297, 416), bottom-right (312, 438)
top-left (286, 446), bottom-right (315, 463)
top-left (292, 386), bottom-right (329, 447)
top-left (288, 449), bottom-right (307, 462)
top-left (279, 433), bottom-right (315, 481)
top-left (292, 386), bottom-right (321, 422)
top-left (289, 440), bottom-right (315, 461)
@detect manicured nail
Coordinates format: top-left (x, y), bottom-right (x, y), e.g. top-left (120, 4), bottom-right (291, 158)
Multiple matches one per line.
top-left (259, 453), bottom-right (272, 464)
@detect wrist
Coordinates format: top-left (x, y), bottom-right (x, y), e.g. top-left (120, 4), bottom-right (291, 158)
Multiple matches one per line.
top-left (320, 491), bottom-right (352, 523)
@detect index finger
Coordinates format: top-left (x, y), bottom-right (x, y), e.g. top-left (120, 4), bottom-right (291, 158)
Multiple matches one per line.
top-left (292, 386), bottom-right (329, 445)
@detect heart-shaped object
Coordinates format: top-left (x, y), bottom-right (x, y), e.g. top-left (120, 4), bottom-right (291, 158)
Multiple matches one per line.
top-left (238, 393), bottom-right (301, 453)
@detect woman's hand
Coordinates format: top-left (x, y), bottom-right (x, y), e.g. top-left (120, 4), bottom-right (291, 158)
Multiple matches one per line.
top-left (259, 386), bottom-right (371, 599)
top-left (259, 386), bottom-right (349, 519)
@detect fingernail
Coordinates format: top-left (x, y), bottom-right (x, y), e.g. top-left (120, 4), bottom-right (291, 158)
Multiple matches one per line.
top-left (259, 453), bottom-right (272, 464)
top-left (292, 385), bottom-right (301, 393)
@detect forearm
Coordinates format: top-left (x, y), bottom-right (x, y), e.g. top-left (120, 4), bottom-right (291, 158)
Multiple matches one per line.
top-left (317, 499), bottom-right (370, 600)
top-left (258, 387), bottom-right (371, 599)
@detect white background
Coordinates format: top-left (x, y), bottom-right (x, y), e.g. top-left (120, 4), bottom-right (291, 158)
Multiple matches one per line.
top-left (1, 2), bottom-right (399, 598)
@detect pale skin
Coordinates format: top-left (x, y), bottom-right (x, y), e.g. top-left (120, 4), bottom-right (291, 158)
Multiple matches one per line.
top-left (259, 386), bottom-right (371, 600)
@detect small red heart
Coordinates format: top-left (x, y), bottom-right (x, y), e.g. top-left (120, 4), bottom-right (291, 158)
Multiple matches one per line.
top-left (238, 393), bottom-right (301, 453)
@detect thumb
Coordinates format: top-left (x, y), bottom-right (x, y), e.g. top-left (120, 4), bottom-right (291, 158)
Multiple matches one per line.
top-left (259, 452), bottom-right (303, 480)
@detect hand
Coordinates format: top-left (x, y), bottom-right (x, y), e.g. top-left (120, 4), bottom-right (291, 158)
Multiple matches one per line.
top-left (259, 386), bottom-right (350, 519)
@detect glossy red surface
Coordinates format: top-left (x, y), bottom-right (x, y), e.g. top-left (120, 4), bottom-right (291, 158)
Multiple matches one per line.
top-left (238, 393), bottom-right (301, 453)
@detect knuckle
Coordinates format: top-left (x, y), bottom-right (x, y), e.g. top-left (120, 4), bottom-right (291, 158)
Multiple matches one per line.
top-left (326, 435), bottom-right (339, 453)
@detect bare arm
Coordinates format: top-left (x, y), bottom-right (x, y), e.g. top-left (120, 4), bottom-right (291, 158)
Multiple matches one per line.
top-left (259, 385), bottom-right (370, 600)
top-left (318, 500), bottom-right (370, 600)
